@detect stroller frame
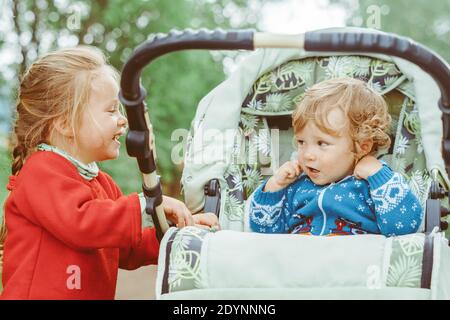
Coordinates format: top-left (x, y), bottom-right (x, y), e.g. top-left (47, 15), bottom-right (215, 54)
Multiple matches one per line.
top-left (118, 28), bottom-right (450, 243)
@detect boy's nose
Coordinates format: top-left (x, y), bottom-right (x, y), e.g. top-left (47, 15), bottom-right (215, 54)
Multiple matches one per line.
top-left (303, 151), bottom-right (316, 161)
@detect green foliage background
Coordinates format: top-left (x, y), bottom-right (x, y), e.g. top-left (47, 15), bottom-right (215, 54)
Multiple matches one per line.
top-left (331, 0), bottom-right (450, 62)
top-left (0, 0), bottom-right (449, 203)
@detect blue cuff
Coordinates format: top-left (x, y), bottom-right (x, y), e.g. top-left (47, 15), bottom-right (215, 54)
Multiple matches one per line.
top-left (252, 179), bottom-right (287, 204)
top-left (367, 164), bottom-right (394, 189)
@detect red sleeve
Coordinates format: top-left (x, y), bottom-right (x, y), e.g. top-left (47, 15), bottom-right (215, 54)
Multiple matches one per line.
top-left (101, 173), bottom-right (161, 269)
top-left (119, 227), bottom-right (160, 270)
top-left (12, 152), bottom-right (143, 251)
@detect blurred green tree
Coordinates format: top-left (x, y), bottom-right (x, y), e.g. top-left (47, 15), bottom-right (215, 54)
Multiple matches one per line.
top-left (331, 0), bottom-right (450, 62)
top-left (1, 0), bottom-right (274, 198)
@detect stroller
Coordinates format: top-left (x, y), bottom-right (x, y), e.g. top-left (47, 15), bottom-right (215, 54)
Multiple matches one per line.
top-left (119, 27), bottom-right (450, 299)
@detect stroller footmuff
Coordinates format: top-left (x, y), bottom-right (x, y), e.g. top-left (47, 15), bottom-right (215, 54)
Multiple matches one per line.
top-left (156, 227), bottom-right (450, 299)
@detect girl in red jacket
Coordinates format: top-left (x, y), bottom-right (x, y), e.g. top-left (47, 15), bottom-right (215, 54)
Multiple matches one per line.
top-left (0, 46), bottom-right (218, 299)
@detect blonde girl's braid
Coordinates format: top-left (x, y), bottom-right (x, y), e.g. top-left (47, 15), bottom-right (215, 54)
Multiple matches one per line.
top-left (11, 101), bottom-right (36, 175)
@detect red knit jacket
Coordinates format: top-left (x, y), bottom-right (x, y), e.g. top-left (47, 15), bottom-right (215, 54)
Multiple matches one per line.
top-left (1, 151), bottom-right (160, 300)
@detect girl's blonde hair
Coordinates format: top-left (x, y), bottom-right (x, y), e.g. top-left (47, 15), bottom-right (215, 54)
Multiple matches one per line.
top-left (292, 77), bottom-right (392, 156)
top-left (1, 46), bottom-right (118, 272)
top-left (11, 45), bottom-right (118, 175)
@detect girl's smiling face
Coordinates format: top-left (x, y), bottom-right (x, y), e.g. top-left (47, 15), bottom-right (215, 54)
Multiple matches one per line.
top-left (75, 67), bottom-right (128, 164)
top-left (296, 108), bottom-right (356, 185)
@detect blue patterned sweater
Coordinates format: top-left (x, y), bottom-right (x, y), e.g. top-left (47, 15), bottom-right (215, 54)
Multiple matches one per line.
top-left (249, 163), bottom-right (423, 236)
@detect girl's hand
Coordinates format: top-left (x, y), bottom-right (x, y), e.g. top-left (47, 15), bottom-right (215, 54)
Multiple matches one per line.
top-left (265, 160), bottom-right (302, 192)
top-left (354, 155), bottom-right (383, 180)
top-left (193, 213), bottom-right (220, 231)
top-left (162, 195), bottom-right (194, 228)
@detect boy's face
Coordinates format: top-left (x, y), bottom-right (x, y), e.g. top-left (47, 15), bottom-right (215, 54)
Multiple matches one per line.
top-left (295, 108), bottom-right (355, 185)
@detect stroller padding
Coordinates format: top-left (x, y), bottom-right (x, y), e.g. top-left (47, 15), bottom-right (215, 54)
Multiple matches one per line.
top-left (156, 227), bottom-right (450, 299)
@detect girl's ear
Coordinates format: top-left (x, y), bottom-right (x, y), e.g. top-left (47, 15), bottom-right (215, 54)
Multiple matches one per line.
top-left (53, 117), bottom-right (74, 138)
top-left (356, 138), bottom-right (374, 158)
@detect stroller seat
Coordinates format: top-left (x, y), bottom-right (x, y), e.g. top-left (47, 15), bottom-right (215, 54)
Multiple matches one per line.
top-left (182, 49), bottom-right (449, 232)
top-left (174, 49), bottom-right (450, 299)
top-left (118, 28), bottom-right (450, 299)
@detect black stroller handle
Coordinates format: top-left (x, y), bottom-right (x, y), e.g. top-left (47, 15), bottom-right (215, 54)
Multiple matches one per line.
top-left (119, 29), bottom-right (450, 241)
top-left (120, 29), bottom-right (254, 100)
top-left (119, 29), bottom-right (254, 241)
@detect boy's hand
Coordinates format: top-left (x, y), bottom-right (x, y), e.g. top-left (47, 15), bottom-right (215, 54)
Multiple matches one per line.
top-left (354, 155), bottom-right (382, 180)
top-left (265, 160), bottom-right (302, 192)
top-left (162, 195), bottom-right (194, 228)
top-left (193, 212), bottom-right (220, 231)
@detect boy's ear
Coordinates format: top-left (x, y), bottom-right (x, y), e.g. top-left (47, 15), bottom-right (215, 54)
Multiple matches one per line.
top-left (53, 117), bottom-right (74, 138)
top-left (356, 138), bottom-right (374, 158)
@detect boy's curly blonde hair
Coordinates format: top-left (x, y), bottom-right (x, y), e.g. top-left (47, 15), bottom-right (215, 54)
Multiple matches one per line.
top-left (292, 77), bottom-right (392, 157)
